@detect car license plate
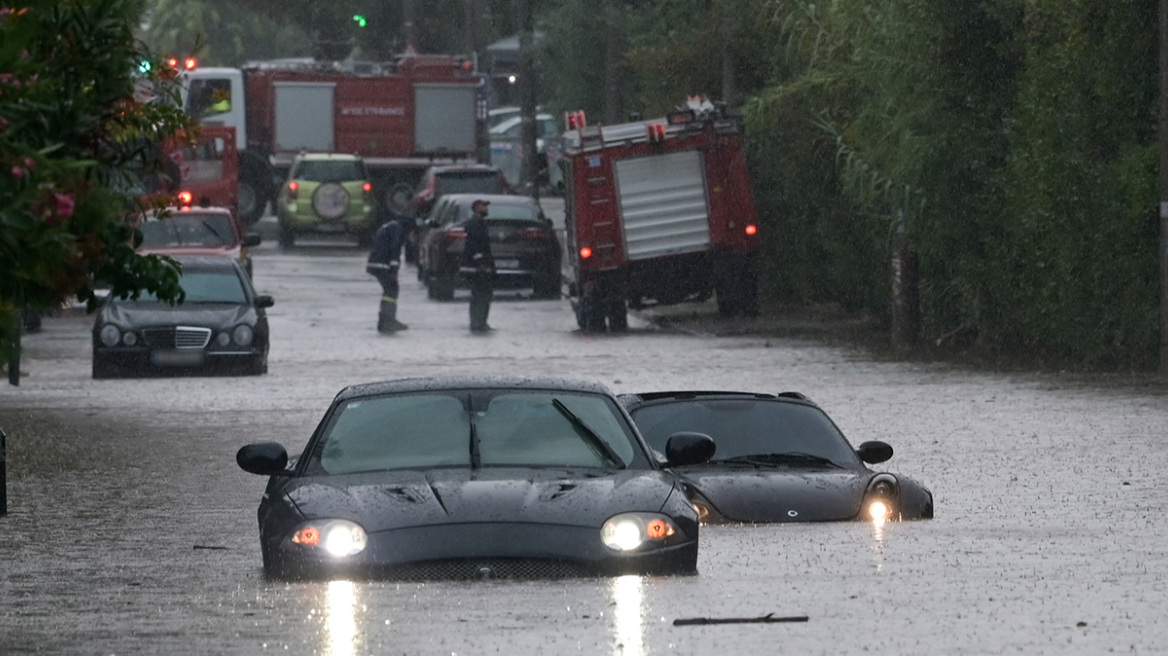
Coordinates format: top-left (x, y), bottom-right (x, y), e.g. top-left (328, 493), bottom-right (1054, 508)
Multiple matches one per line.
top-left (150, 349), bottom-right (205, 367)
top-left (496, 259), bottom-right (520, 269)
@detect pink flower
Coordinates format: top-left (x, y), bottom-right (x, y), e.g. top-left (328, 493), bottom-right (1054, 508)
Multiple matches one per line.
top-left (10, 165), bottom-right (24, 179)
top-left (53, 192), bottom-right (75, 219)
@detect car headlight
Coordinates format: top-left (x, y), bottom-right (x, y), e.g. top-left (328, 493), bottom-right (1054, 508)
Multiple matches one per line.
top-left (601, 512), bottom-right (680, 552)
top-left (290, 519), bottom-right (367, 558)
top-left (232, 324), bottom-right (254, 346)
top-left (864, 473), bottom-right (900, 522)
top-left (99, 325), bottom-right (122, 347)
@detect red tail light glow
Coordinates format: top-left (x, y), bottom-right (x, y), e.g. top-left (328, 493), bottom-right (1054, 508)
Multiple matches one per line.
top-left (522, 228), bottom-right (551, 239)
top-left (579, 247), bottom-right (593, 259)
top-left (287, 181), bottom-right (298, 200)
top-left (445, 228), bottom-right (467, 240)
top-left (176, 190), bottom-right (193, 205)
top-left (745, 224), bottom-right (757, 236)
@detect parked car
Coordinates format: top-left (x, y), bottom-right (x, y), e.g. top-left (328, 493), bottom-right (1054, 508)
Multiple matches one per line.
top-left (135, 206), bottom-right (261, 276)
top-left (236, 375), bottom-right (715, 581)
top-left (276, 153), bottom-right (375, 248)
top-left (92, 256), bottom-right (273, 378)
top-left (410, 164), bottom-right (512, 219)
top-left (416, 193), bottom-right (561, 300)
top-left (619, 390), bottom-right (934, 523)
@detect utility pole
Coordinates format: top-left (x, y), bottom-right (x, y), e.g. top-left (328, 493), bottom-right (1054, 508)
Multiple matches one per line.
top-left (1160, 0), bottom-right (1168, 375)
top-left (517, 0), bottom-right (539, 198)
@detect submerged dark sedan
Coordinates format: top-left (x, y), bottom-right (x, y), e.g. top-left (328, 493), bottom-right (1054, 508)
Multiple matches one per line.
top-left (92, 256), bottom-right (273, 378)
top-left (620, 391), bottom-right (934, 524)
top-left (236, 376), bottom-right (715, 581)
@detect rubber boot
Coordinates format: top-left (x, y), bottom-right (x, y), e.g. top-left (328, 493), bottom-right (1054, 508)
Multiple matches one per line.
top-left (378, 297), bottom-right (408, 333)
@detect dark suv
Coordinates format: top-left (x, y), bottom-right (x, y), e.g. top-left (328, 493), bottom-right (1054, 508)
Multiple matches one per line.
top-left (411, 164), bottom-right (512, 219)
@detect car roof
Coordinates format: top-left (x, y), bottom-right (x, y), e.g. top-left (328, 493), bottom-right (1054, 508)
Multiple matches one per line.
top-left (489, 114), bottom-right (556, 132)
top-left (438, 192), bottom-right (535, 207)
top-left (334, 375), bottom-right (614, 403)
top-left (427, 163), bottom-right (500, 175)
top-left (618, 390), bottom-right (816, 409)
top-left (155, 205), bottom-right (234, 217)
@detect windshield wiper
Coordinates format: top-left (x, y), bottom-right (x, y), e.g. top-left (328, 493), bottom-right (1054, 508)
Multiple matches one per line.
top-left (716, 453), bottom-right (842, 469)
top-left (551, 398), bottom-right (623, 468)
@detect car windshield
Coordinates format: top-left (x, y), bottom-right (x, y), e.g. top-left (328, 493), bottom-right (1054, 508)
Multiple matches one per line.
top-left (435, 172), bottom-right (504, 196)
top-left (132, 269), bottom-right (248, 304)
top-left (309, 390), bottom-right (638, 474)
top-left (629, 398), bottom-right (860, 466)
top-left (139, 214), bottom-right (236, 247)
top-left (460, 203), bottom-right (537, 222)
top-left (293, 160), bottom-right (366, 182)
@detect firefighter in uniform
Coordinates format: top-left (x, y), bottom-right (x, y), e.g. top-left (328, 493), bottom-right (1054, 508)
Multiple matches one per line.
top-left (366, 214), bottom-right (411, 333)
top-left (461, 199), bottom-right (495, 333)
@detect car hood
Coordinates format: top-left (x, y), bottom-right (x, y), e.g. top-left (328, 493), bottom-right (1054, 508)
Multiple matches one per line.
top-left (676, 465), bottom-right (873, 522)
top-left (283, 468), bottom-right (680, 533)
top-left (102, 302), bottom-right (254, 328)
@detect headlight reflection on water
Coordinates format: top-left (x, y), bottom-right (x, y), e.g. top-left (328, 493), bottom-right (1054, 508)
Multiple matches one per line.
top-left (323, 580), bottom-right (360, 656)
top-left (609, 575), bottom-right (645, 656)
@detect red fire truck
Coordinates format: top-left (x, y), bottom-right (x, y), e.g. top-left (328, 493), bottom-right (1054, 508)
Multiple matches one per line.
top-left (179, 53), bottom-right (483, 225)
top-left (560, 99), bottom-right (761, 332)
top-left (169, 125), bottom-right (238, 211)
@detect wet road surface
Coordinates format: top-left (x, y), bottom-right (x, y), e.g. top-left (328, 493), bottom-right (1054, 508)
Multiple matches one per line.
top-left (2, 229), bottom-right (1168, 655)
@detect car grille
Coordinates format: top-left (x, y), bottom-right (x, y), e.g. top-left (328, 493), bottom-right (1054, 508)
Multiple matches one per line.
top-left (380, 558), bottom-right (592, 581)
top-left (142, 326), bottom-right (212, 349)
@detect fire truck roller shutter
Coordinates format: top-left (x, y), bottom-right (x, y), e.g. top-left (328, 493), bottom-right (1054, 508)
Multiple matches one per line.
top-left (613, 150), bottom-right (711, 262)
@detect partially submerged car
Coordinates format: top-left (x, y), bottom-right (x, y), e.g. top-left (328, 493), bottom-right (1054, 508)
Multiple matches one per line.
top-left (136, 205), bottom-right (261, 276)
top-left (92, 256), bottom-right (273, 378)
top-left (236, 375), bottom-right (715, 581)
top-left (620, 390), bottom-right (934, 523)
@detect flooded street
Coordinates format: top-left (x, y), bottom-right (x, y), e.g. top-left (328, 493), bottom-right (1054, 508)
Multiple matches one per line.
top-left (2, 226), bottom-right (1167, 655)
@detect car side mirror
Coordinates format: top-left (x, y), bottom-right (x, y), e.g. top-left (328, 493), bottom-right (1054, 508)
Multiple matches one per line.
top-left (237, 441), bottom-right (290, 476)
top-left (254, 295), bottom-right (275, 309)
top-left (243, 233), bottom-right (262, 247)
top-left (426, 218), bottom-right (439, 228)
top-left (856, 440), bottom-right (894, 464)
top-left (664, 432), bottom-right (716, 467)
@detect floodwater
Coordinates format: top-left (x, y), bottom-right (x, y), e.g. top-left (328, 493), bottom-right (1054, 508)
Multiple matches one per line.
top-left (2, 227), bottom-right (1167, 655)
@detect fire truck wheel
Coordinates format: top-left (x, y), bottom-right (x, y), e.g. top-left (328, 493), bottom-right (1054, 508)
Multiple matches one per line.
top-left (605, 297), bottom-right (628, 332)
top-left (385, 183), bottom-right (414, 216)
top-left (577, 290), bottom-right (607, 333)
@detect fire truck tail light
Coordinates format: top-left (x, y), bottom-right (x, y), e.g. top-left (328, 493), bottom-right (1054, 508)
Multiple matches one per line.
top-left (579, 247), bottom-right (593, 259)
top-left (745, 224), bottom-right (757, 236)
top-left (647, 123), bottom-right (667, 142)
top-left (177, 191), bottom-right (193, 206)
top-left (184, 57), bottom-right (197, 70)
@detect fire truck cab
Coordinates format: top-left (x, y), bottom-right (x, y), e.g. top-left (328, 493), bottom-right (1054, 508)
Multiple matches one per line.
top-left (560, 99), bottom-right (761, 333)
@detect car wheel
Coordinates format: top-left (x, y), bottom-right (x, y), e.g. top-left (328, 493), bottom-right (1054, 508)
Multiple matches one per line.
top-left (532, 272), bottom-right (560, 299)
top-left (278, 220), bottom-right (295, 249)
top-left (431, 272), bottom-right (456, 301)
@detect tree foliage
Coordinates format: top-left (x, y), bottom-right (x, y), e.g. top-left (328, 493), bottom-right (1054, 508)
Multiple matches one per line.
top-left (1, 0), bottom-right (193, 368)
